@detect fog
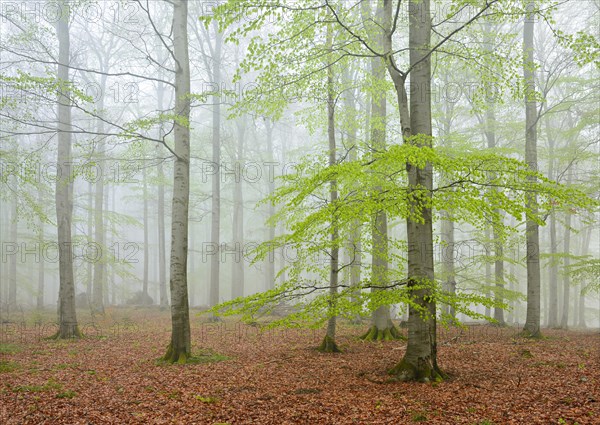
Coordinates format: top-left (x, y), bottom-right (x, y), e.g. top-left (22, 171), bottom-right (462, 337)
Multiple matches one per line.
top-left (0, 0), bottom-right (598, 332)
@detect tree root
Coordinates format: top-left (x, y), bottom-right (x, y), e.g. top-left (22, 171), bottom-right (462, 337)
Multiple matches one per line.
top-left (388, 358), bottom-right (445, 383)
top-left (162, 343), bottom-right (189, 364)
top-left (47, 326), bottom-right (82, 340)
top-left (360, 325), bottom-right (405, 341)
top-left (317, 335), bottom-right (342, 353)
top-left (519, 328), bottom-right (543, 339)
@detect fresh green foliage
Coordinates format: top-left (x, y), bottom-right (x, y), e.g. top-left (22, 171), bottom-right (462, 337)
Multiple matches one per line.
top-left (567, 257), bottom-right (600, 294)
top-left (209, 141), bottom-right (596, 326)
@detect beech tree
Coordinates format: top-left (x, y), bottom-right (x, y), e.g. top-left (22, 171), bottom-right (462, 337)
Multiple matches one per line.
top-left (522, 1), bottom-right (542, 338)
top-left (163, 0), bottom-right (192, 363)
top-left (54, 0), bottom-right (80, 338)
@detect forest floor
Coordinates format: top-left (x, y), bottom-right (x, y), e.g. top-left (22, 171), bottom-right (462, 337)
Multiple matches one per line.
top-left (0, 308), bottom-right (598, 424)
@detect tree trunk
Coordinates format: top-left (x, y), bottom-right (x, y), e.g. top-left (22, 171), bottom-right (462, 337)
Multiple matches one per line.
top-left (142, 163), bottom-right (149, 300)
top-left (265, 118), bottom-right (276, 291)
top-left (559, 168), bottom-right (573, 329)
top-left (92, 74), bottom-right (107, 315)
top-left (441, 213), bottom-right (456, 319)
top-left (54, 2), bottom-right (79, 338)
top-left (485, 227), bottom-right (492, 318)
top-left (86, 181), bottom-right (93, 300)
top-left (360, 0), bottom-right (399, 341)
top-left (546, 119), bottom-right (559, 327)
top-left (342, 69), bottom-right (362, 325)
top-left (386, 0), bottom-right (443, 381)
top-left (439, 71), bottom-right (456, 321)
top-left (209, 24), bottom-right (223, 310)
top-left (108, 183), bottom-right (115, 306)
top-left (163, 0), bottom-right (191, 363)
top-left (319, 28), bottom-right (341, 353)
top-left (483, 78), bottom-right (505, 325)
top-left (231, 117), bottom-right (246, 299)
top-left (37, 188), bottom-right (45, 309)
top-left (577, 226), bottom-right (591, 328)
top-left (522, 2), bottom-right (542, 338)
top-left (8, 183), bottom-right (17, 306)
top-left (156, 80), bottom-right (168, 308)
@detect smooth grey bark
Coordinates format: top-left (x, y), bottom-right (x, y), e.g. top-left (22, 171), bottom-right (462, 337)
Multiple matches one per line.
top-left (484, 227), bottom-right (492, 318)
top-left (54, 2), bottom-right (79, 338)
top-left (483, 85), bottom-right (505, 325)
top-left (264, 118), bottom-right (276, 291)
top-left (359, 0), bottom-right (399, 341)
top-left (545, 117), bottom-right (559, 327)
top-left (440, 214), bottom-right (456, 319)
top-left (438, 71), bottom-right (456, 320)
top-left (231, 117), bottom-right (246, 299)
top-left (164, 0), bottom-right (191, 363)
top-left (559, 168), bottom-right (573, 329)
top-left (319, 28), bottom-right (341, 353)
top-left (577, 226), bottom-right (591, 328)
top-left (156, 81), bottom-right (168, 308)
top-left (142, 164), bottom-right (149, 300)
top-left (383, 0), bottom-right (443, 381)
top-left (86, 181), bottom-right (93, 300)
top-left (209, 23), bottom-right (223, 309)
top-left (522, 2), bottom-right (542, 338)
top-left (108, 182), bottom-right (115, 306)
top-left (188, 222), bottom-right (195, 306)
top-left (8, 184), bottom-right (17, 305)
top-left (37, 188), bottom-right (45, 309)
top-left (92, 73), bottom-right (107, 315)
top-left (277, 126), bottom-right (288, 286)
top-left (342, 69), bottom-right (362, 323)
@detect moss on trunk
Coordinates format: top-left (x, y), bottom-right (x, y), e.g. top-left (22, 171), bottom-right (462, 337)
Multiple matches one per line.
top-left (388, 357), bottom-right (445, 383)
top-left (317, 335), bottom-right (341, 353)
top-left (520, 328), bottom-right (543, 339)
top-left (162, 343), bottom-right (190, 364)
top-left (49, 325), bottom-right (81, 340)
top-left (360, 324), bottom-right (405, 341)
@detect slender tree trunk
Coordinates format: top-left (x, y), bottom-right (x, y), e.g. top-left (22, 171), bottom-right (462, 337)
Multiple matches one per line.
top-left (109, 183), bottom-right (115, 306)
top-left (360, 0), bottom-right (400, 341)
top-left (231, 118), bottom-right (246, 299)
top-left (483, 85), bottom-right (505, 325)
top-left (522, 2), bottom-right (542, 338)
top-left (546, 120), bottom-right (559, 327)
top-left (142, 164), bottom-right (149, 301)
top-left (156, 80), bottom-right (168, 308)
top-left (441, 214), bottom-right (456, 319)
top-left (319, 26), bottom-right (341, 353)
top-left (278, 126), bottom-right (288, 286)
top-left (265, 118), bottom-right (276, 291)
top-left (548, 209), bottom-right (559, 326)
top-left (577, 227), bottom-right (591, 328)
top-left (188, 222), bottom-right (195, 306)
top-left (209, 25), bottom-right (223, 309)
top-left (163, 0), bottom-right (191, 363)
top-left (559, 168), bottom-right (574, 329)
top-left (439, 72), bottom-right (456, 321)
top-left (86, 181), bottom-right (93, 300)
top-left (485, 227), bottom-right (492, 318)
top-left (37, 188), bottom-right (45, 309)
top-left (8, 183), bottom-right (17, 306)
top-left (92, 74), bottom-right (107, 315)
top-left (342, 70), bottom-right (362, 324)
top-left (54, 2), bottom-right (79, 338)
